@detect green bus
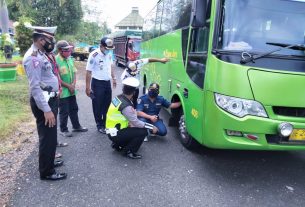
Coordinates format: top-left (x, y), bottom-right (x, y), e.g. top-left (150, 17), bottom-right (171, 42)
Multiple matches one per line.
top-left (140, 0), bottom-right (305, 150)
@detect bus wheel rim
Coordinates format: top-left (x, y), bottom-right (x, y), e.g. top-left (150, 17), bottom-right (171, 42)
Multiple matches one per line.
top-left (179, 115), bottom-right (188, 141)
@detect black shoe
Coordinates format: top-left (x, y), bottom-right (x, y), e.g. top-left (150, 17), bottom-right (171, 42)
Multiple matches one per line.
top-left (111, 143), bottom-right (123, 152)
top-left (125, 151), bottom-right (142, 159)
top-left (40, 172), bottom-right (67, 181)
top-left (98, 128), bottom-right (106, 134)
top-left (72, 126), bottom-right (88, 132)
top-left (54, 160), bottom-right (64, 168)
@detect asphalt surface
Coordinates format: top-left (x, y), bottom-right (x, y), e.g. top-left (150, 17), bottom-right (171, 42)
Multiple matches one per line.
top-left (9, 63), bottom-right (305, 207)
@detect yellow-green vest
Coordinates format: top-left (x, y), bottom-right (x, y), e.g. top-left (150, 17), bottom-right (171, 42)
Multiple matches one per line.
top-left (106, 95), bottom-right (130, 129)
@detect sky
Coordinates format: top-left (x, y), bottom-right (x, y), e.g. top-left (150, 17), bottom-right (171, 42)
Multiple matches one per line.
top-left (82, 0), bottom-right (159, 30)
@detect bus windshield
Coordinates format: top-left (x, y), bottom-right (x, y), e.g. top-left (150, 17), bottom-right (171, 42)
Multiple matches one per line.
top-left (219, 0), bottom-right (305, 56)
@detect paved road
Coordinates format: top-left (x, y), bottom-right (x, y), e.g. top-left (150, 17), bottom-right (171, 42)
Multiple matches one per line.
top-left (9, 63), bottom-right (305, 207)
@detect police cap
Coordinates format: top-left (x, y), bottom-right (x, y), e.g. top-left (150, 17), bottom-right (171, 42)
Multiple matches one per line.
top-left (26, 25), bottom-right (57, 38)
top-left (122, 77), bottom-right (140, 88)
top-left (100, 37), bottom-right (115, 50)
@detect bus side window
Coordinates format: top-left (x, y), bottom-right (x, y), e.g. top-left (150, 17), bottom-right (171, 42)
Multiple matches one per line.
top-left (143, 6), bottom-right (157, 41)
top-left (186, 27), bottom-right (210, 89)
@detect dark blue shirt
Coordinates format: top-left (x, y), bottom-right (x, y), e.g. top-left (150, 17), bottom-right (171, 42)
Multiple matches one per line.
top-left (136, 94), bottom-right (171, 115)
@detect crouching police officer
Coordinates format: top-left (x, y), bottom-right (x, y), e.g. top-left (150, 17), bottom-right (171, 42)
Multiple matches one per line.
top-left (23, 26), bottom-right (67, 180)
top-left (106, 77), bottom-right (158, 159)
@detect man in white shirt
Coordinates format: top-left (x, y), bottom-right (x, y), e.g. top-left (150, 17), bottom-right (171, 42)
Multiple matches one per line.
top-left (86, 37), bottom-right (117, 134)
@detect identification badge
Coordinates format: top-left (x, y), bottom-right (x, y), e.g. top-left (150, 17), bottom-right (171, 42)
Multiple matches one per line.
top-left (99, 60), bottom-right (104, 70)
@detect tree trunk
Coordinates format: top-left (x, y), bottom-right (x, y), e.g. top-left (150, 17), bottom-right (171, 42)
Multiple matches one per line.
top-left (0, 0), bottom-right (9, 34)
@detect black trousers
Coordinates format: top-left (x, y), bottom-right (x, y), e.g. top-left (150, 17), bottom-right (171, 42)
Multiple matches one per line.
top-left (91, 78), bottom-right (112, 129)
top-left (108, 127), bottom-right (148, 153)
top-left (30, 97), bottom-right (58, 177)
top-left (59, 95), bottom-right (81, 132)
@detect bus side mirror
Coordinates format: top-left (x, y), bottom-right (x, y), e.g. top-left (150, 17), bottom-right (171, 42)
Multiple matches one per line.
top-left (191, 0), bottom-right (207, 28)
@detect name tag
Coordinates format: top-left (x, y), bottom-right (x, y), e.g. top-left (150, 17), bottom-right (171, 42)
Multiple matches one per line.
top-left (99, 60), bottom-right (104, 70)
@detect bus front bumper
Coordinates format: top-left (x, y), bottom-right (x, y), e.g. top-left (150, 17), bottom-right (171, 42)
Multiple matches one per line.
top-left (203, 92), bottom-right (305, 150)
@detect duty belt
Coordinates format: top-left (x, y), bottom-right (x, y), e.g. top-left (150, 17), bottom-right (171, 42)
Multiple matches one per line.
top-left (49, 91), bottom-right (59, 98)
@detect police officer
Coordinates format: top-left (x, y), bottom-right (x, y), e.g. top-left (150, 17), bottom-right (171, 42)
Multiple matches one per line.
top-left (86, 37), bottom-right (117, 134)
top-left (137, 83), bottom-right (181, 139)
top-left (23, 26), bottom-right (67, 181)
top-left (120, 57), bottom-right (169, 107)
top-left (106, 77), bottom-right (158, 159)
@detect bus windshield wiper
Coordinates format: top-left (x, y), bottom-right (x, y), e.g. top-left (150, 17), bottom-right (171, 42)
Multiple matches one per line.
top-left (240, 42), bottom-right (305, 64)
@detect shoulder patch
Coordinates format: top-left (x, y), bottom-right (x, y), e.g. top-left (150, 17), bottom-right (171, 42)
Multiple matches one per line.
top-left (93, 52), bottom-right (98, 57)
top-left (32, 59), bottom-right (40, 68)
top-left (112, 97), bottom-right (122, 107)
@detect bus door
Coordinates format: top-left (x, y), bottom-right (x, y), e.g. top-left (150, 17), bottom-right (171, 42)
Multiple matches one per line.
top-left (183, 26), bottom-right (210, 141)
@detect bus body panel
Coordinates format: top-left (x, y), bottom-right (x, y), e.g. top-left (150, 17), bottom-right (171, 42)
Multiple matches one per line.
top-left (248, 70), bottom-right (305, 107)
top-left (141, 0), bottom-right (305, 150)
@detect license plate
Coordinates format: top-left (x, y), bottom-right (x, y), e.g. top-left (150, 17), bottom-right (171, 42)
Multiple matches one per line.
top-left (289, 129), bottom-right (305, 141)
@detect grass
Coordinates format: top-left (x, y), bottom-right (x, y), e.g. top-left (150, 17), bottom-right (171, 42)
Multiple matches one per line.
top-left (0, 75), bottom-right (31, 140)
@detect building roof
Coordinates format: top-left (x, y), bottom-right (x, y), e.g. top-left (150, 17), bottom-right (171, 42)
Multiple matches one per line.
top-left (115, 7), bottom-right (144, 27)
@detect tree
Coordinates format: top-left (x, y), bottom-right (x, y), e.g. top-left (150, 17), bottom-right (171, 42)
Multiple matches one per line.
top-left (14, 16), bottom-right (33, 56)
top-left (75, 21), bottom-right (105, 44)
top-left (56, 0), bottom-right (83, 35)
top-left (6, 0), bottom-right (83, 36)
top-left (0, 0), bottom-right (9, 34)
top-left (0, 0), bottom-right (14, 61)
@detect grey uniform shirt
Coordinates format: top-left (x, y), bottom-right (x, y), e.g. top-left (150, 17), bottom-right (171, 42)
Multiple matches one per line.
top-left (23, 44), bottom-right (59, 112)
top-left (122, 106), bottom-right (145, 128)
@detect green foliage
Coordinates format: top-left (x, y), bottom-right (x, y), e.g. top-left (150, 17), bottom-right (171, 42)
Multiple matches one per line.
top-left (57, 0), bottom-right (83, 35)
top-left (75, 21), bottom-right (110, 45)
top-left (15, 16), bottom-right (33, 56)
top-left (7, 0), bottom-right (83, 36)
top-left (6, 0), bottom-right (111, 46)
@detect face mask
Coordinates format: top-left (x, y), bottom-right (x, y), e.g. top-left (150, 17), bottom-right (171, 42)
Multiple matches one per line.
top-left (148, 90), bottom-right (158, 98)
top-left (61, 50), bottom-right (71, 58)
top-left (104, 50), bottom-right (110, 55)
top-left (43, 39), bottom-right (55, 53)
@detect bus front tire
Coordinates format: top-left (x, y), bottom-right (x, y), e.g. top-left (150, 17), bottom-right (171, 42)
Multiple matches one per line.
top-left (178, 114), bottom-right (199, 150)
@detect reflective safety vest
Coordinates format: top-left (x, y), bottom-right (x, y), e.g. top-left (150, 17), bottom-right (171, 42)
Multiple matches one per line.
top-left (106, 95), bottom-right (131, 130)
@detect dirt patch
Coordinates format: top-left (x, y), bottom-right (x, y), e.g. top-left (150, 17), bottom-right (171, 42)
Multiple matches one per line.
top-left (0, 119), bottom-right (37, 206)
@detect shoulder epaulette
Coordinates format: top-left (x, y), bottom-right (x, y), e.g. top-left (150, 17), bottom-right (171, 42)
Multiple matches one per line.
top-left (93, 52), bottom-right (98, 57)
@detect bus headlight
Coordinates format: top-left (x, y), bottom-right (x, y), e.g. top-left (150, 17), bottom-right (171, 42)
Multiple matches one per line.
top-left (215, 93), bottom-right (268, 118)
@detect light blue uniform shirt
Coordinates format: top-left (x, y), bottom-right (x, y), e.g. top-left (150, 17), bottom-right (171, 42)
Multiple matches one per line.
top-left (86, 48), bottom-right (113, 81)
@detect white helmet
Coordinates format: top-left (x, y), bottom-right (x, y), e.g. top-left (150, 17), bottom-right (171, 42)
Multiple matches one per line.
top-left (122, 77), bottom-right (140, 87)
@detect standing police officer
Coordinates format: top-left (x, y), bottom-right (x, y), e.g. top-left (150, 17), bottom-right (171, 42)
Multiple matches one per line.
top-left (23, 26), bottom-right (67, 181)
top-left (106, 77), bottom-right (158, 159)
top-left (86, 37), bottom-right (117, 134)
